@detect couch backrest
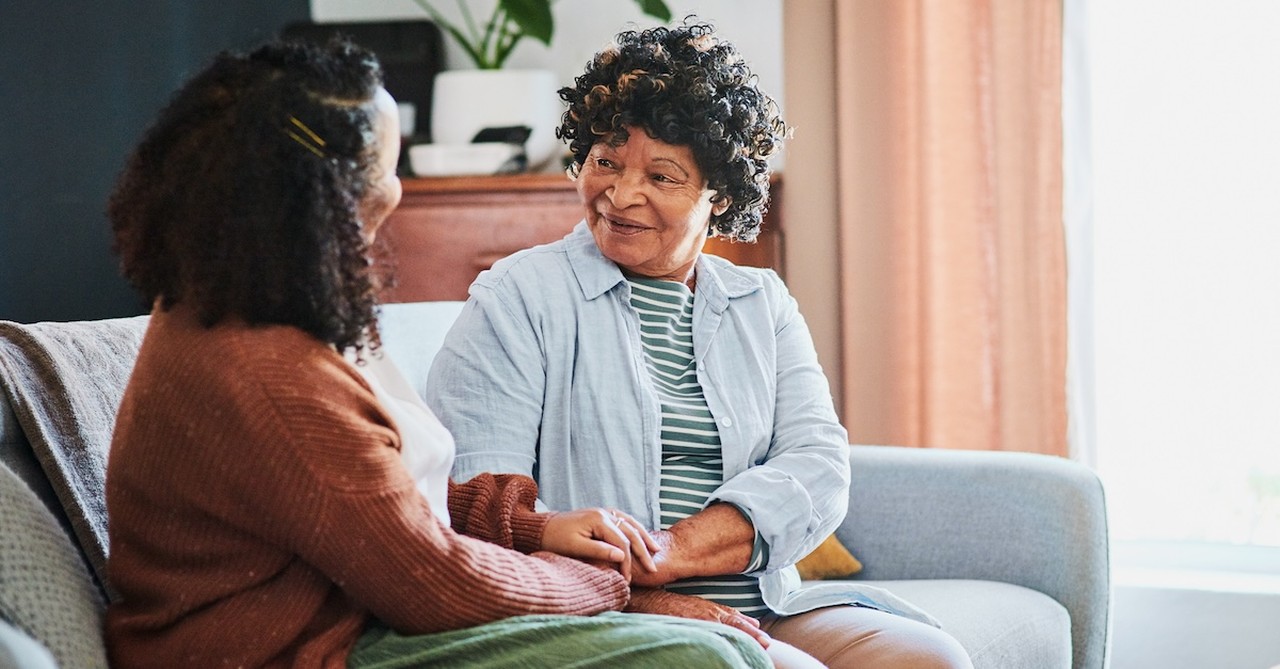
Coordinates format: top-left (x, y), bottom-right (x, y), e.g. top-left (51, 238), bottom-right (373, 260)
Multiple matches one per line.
top-left (0, 315), bottom-right (147, 669)
top-left (376, 301), bottom-right (466, 397)
top-left (0, 301), bottom-right (468, 501)
top-left (0, 316), bottom-right (151, 602)
top-left (0, 302), bottom-right (467, 574)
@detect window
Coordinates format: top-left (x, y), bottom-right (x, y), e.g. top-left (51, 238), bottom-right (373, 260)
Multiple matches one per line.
top-left (1082, 0), bottom-right (1280, 565)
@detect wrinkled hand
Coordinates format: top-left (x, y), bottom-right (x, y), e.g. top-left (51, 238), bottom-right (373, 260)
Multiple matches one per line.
top-left (626, 588), bottom-right (771, 648)
top-left (630, 529), bottom-right (691, 588)
top-left (630, 504), bottom-right (756, 588)
top-left (541, 508), bottom-right (659, 581)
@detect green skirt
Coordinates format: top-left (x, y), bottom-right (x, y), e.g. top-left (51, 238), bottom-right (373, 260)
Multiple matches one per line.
top-left (348, 611), bottom-right (771, 669)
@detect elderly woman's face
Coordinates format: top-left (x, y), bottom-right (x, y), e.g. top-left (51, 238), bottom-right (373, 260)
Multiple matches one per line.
top-left (577, 128), bottom-right (728, 284)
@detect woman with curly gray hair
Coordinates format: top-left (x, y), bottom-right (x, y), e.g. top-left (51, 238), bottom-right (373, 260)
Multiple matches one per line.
top-left (428, 22), bottom-right (971, 668)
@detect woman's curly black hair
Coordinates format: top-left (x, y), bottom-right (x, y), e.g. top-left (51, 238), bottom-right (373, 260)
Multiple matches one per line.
top-left (108, 38), bottom-right (388, 354)
top-left (558, 22), bottom-right (789, 242)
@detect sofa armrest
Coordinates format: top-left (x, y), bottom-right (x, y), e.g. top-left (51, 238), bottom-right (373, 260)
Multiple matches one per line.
top-left (837, 445), bottom-right (1109, 669)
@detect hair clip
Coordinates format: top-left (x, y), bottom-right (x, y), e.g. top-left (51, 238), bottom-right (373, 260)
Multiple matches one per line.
top-left (284, 115), bottom-right (327, 157)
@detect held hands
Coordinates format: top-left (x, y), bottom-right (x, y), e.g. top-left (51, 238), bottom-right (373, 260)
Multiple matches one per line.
top-left (626, 588), bottom-right (771, 649)
top-left (629, 529), bottom-right (687, 588)
top-left (542, 502), bottom-right (754, 586)
top-left (541, 508), bottom-right (659, 581)
top-left (631, 503), bottom-right (756, 588)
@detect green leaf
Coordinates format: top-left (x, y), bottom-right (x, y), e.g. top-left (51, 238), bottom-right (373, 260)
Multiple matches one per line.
top-left (444, 20), bottom-right (493, 68)
top-left (633, 0), bottom-right (672, 22)
top-left (500, 0), bottom-right (553, 45)
top-left (408, 0), bottom-right (497, 68)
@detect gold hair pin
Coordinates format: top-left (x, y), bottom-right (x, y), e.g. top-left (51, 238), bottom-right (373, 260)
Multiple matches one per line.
top-left (284, 115), bottom-right (327, 157)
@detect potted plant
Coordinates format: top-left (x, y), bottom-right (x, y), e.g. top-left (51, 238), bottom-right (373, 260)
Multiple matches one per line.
top-left (410, 0), bottom-right (672, 171)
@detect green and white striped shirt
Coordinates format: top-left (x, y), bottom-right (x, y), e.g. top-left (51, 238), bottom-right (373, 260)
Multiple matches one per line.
top-left (627, 277), bottom-right (769, 618)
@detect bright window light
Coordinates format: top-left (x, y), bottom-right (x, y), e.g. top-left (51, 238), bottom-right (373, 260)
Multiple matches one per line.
top-left (1090, 0), bottom-right (1280, 553)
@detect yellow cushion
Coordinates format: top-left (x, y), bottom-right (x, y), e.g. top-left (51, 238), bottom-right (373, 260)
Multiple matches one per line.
top-left (794, 534), bottom-right (863, 580)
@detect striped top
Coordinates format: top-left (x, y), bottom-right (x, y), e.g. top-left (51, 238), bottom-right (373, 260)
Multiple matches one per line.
top-left (627, 277), bottom-right (769, 618)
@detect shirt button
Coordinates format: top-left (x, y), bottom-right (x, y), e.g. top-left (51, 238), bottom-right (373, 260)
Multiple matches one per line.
top-left (719, 416), bottom-right (733, 428)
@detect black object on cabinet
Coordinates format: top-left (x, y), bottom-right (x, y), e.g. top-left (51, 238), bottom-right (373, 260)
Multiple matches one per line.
top-left (281, 21), bottom-right (444, 146)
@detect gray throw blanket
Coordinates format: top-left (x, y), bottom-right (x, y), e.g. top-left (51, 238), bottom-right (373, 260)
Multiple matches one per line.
top-left (0, 316), bottom-right (149, 602)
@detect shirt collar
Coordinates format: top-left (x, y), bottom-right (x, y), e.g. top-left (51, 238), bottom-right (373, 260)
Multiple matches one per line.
top-left (564, 220), bottom-right (766, 309)
top-left (565, 221), bottom-right (626, 300)
top-left (693, 252), bottom-right (765, 313)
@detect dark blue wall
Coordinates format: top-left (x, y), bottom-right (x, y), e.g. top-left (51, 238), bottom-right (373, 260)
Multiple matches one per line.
top-left (0, 2), bottom-right (310, 322)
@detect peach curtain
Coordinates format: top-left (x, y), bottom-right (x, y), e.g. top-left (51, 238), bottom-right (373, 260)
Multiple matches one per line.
top-left (834, 0), bottom-right (1067, 455)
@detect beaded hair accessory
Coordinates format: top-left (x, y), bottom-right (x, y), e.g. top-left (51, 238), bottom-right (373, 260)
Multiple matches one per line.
top-left (284, 115), bottom-right (327, 157)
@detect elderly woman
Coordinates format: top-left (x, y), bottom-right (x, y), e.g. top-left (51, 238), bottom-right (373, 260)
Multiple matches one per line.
top-left (426, 22), bottom-right (972, 669)
top-left (104, 37), bottom-right (772, 669)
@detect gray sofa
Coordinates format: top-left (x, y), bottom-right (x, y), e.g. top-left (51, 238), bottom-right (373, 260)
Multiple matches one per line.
top-left (0, 301), bottom-right (1110, 668)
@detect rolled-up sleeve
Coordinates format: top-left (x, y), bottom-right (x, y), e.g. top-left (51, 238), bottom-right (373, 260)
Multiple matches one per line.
top-left (709, 279), bottom-right (851, 572)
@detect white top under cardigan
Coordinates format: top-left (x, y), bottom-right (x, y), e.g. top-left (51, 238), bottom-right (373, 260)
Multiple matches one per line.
top-left (350, 349), bottom-right (454, 528)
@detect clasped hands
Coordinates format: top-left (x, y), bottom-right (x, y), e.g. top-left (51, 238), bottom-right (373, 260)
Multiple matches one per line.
top-left (541, 505), bottom-right (770, 647)
top-left (541, 507), bottom-right (668, 584)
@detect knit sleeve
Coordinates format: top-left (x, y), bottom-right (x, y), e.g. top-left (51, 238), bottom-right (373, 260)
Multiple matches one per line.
top-left (227, 351), bottom-right (629, 635)
top-left (447, 473), bottom-right (547, 554)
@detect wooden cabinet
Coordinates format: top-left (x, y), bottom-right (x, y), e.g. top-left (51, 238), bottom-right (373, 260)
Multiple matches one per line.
top-left (379, 173), bottom-right (784, 303)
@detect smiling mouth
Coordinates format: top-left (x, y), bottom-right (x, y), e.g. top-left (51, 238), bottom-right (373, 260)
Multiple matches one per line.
top-left (602, 214), bottom-right (649, 235)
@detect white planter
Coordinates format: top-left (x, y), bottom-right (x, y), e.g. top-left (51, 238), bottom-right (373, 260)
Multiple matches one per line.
top-left (430, 69), bottom-right (563, 171)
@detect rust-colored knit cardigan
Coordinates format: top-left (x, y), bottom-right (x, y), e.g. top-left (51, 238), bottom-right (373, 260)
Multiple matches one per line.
top-left (105, 307), bottom-right (627, 668)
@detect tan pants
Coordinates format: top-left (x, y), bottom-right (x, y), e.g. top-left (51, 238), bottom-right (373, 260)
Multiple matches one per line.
top-left (760, 606), bottom-right (973, 669)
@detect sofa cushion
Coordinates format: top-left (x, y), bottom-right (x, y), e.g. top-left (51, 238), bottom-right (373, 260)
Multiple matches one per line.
top-left (856, 579), bottom-right (1071, 669)
top-left (0, 460), bottom-right (107, 669)
top-left (0, 317), bottom-right (149, 602)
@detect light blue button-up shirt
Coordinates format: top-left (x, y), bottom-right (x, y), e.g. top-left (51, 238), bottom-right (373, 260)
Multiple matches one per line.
top-left (427, 223), bottom-right (936, 623)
